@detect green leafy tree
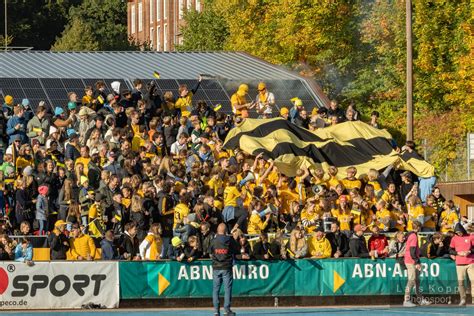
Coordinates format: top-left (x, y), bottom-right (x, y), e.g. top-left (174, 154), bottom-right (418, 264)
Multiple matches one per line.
top-left (51, 19), bottom-right (100, 51)
top-left (177, 8), bottom-right (229, 51)
top-left (52, 0), bottom-right (138, 51)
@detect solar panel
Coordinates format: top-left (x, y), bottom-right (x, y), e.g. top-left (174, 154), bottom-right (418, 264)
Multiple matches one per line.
top-left (61, 79), bottom-right (86, 90)
top-left (19, 78), bottom-right (42, 89)
top-left (205, 90), bottom-right (229, 101)
top-left (1, 76), bottom-right (320, 115)
top-left (1, 88), bottom-right (25, 99)
top-left (0, 78), bottom-right (21, 89)
top-left (157, 80), bottom-right (180, 91)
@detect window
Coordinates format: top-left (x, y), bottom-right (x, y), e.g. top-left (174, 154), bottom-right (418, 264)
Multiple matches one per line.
top-left (131, 4), bottom-right (136, 34)
top-left (179, 0), bottom-right (184, 19)
top-left (149, 0), bottom-right (154, 23)
top-left (150, 27), bottom-right (154, 49)
top-left (164, 0), bottom-right (168, 19)
top-left (157, 0), bottom-right (161, 20)
top-left (156, 26), bottom-right (161, 51)
top-left (138, 2), bottom-right (143, 32)
top-left (187, 0), bottom-right (192, 10)
top-left (164, 24), bottom-right (168, 51)
top-left (157, 26), bottom-right (161, 51)
top-left (196, 0), bottom-right (201, 12)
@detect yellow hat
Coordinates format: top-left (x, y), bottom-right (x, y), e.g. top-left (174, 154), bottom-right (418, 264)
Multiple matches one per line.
top-left (291, 97), bottom-right (303, 107)
top-left (80, 176), bottom-right (89, 186)
top-left (312, 107), bottom-right (318, 116)
top-left (238, 84), bottom-right (249, 93)
top-left (237, 89), bottom-right (246, 97)
top-left (172, 236), bottom-right (183, 247)
top-left (4, 95), bottom-right (13, 105)
top-left (280, 107), bottom-right (289, 115)
top-left (257, 82), bottom-right (266, 91)
top-left (55, 220), bottom-right (67, 228)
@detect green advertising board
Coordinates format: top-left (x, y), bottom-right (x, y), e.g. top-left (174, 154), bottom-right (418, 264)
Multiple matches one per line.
top-left (119, 258), bottom-right (457, 299)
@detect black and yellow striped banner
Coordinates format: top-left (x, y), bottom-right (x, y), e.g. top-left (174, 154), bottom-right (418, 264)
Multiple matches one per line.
top-left (223, 118), bottom-right (435, 178)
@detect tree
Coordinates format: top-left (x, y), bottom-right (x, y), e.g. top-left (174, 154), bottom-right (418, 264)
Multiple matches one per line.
top-left (0, 0), bottom-right (79, 50)
top-left (52, 0), bottom-right (139, 51)
top-left (177, 8), bottom-right (229, 51)
top-left (212, 0), bottom-right (368, 99)
top-left (51, 19), bottom-right (99, 51)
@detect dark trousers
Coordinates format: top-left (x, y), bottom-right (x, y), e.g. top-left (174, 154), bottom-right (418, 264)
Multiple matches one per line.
top-left (213, 268), bottom-right (233, 312)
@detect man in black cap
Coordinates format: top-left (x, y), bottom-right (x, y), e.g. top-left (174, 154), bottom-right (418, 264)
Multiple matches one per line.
top-left (210, 223), bottom-right (239, 316)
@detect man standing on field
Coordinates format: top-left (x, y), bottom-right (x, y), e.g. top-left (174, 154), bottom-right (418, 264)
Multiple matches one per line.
top-left (210, 223), bottom-right (239, 316)
top-left (403, 221), bottom-right (431, 307)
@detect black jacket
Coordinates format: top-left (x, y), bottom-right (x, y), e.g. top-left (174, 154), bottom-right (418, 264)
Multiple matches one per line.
top-left (157, 192), bottom-right (175, 238)
top-left (346, 233), bottom-right (370, 258)
top-left (326, 231), bottom-right (350, 257)
top-left (119, 233), bottom-right (140, 260)
top-left (210, 234), bottom-right (239, 270)
top-left (252, 241), bottom-right (281, 260)
top-left (421, 240), bottom-right (447, 258)
top-left (49, 231), bottom-right (70, 260)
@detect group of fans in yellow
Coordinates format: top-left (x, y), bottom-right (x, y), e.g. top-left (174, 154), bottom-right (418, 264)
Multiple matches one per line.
top-left (0, 78), bottom-right (470, 274)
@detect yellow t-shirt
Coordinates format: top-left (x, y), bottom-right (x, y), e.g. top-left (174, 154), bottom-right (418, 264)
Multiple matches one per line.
top-left (224, 186), bottom-right (240, 207)
top-left (423, 206), bottom-right (437, 230)
top-left (173, 203), bottom-right (190, 229)
top-left (207, 176), bottom-right (223, 197)
top-left (376, 208), bottom-right (392, 231)
top-left (75, 157), bottom-right (91, 176)
top-left (327, 176), bottom-right (341, 190)
top-left (440, 210), bottom-right (459, 233)
top-left (334, 210), bottom-right (352, 231)
top-left (353, 210), bottom-right (374, 227)
top-left (279, 189), bottom-right (299, 215)
top-left (247, 212), bottom-right (268, 235)
top-left (231, 93), bottom-right (247, 116)
top-left (407, 205), bottom-right (425, 231)
top-left (132, 134), bottom-right (146, 152)
top-left (391, 212), bottom-right (406, 231)
top-left (368, 180), bottom-right (382, 195)
top-left (175, 92), bottom-right (194, 117)
top-left (341, 178), bottom-right (362, 190)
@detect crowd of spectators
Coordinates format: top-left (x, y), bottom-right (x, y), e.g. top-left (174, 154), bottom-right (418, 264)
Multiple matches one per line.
top-left (0, 79), bottom-right (466, 263)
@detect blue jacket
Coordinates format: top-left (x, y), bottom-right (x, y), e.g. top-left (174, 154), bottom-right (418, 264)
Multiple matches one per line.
top-left (100, 239), bottom-right (119, 260)
top-left (6, 115), bottom-right (28, 144)
top-left (14, 243), bottom-right (33, 262)
top-left (35, 194), bottom-right (49, 221)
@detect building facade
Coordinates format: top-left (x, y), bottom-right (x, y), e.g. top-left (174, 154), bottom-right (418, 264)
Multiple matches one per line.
top-left (127, 0), bottom-right (203, 51)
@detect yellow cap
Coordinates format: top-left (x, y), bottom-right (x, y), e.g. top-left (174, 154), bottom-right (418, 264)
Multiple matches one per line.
top-left (172, 236), bottom-right (183, 247)
top-left (4, 95), bottom-right (13, 105)
top-left (55, 220), bottom-right (67, 228)
top-left (238, 84), bottom-right (249, 93)
top-left (237, 89), bottom-right (246, 97)
top-left (80, 176), bottom-right (89, 186)
top-left (280, 107), bottom-right (289, 115)
top-left (257, 82), bottom-right (266, 91)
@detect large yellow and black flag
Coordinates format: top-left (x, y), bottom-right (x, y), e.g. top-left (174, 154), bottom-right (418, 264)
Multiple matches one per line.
top-left (223, 118), bottom-right (435, 178)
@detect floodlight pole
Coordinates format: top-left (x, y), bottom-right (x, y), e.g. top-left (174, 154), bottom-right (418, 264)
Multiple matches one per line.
top-left (406, 0), bottom-right (413, 142)
top-left (4, 0), bottom-right (7, 51)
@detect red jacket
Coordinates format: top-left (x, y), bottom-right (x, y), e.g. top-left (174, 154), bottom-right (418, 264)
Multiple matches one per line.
top-left (368, 234), bottom-right (388, 257)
